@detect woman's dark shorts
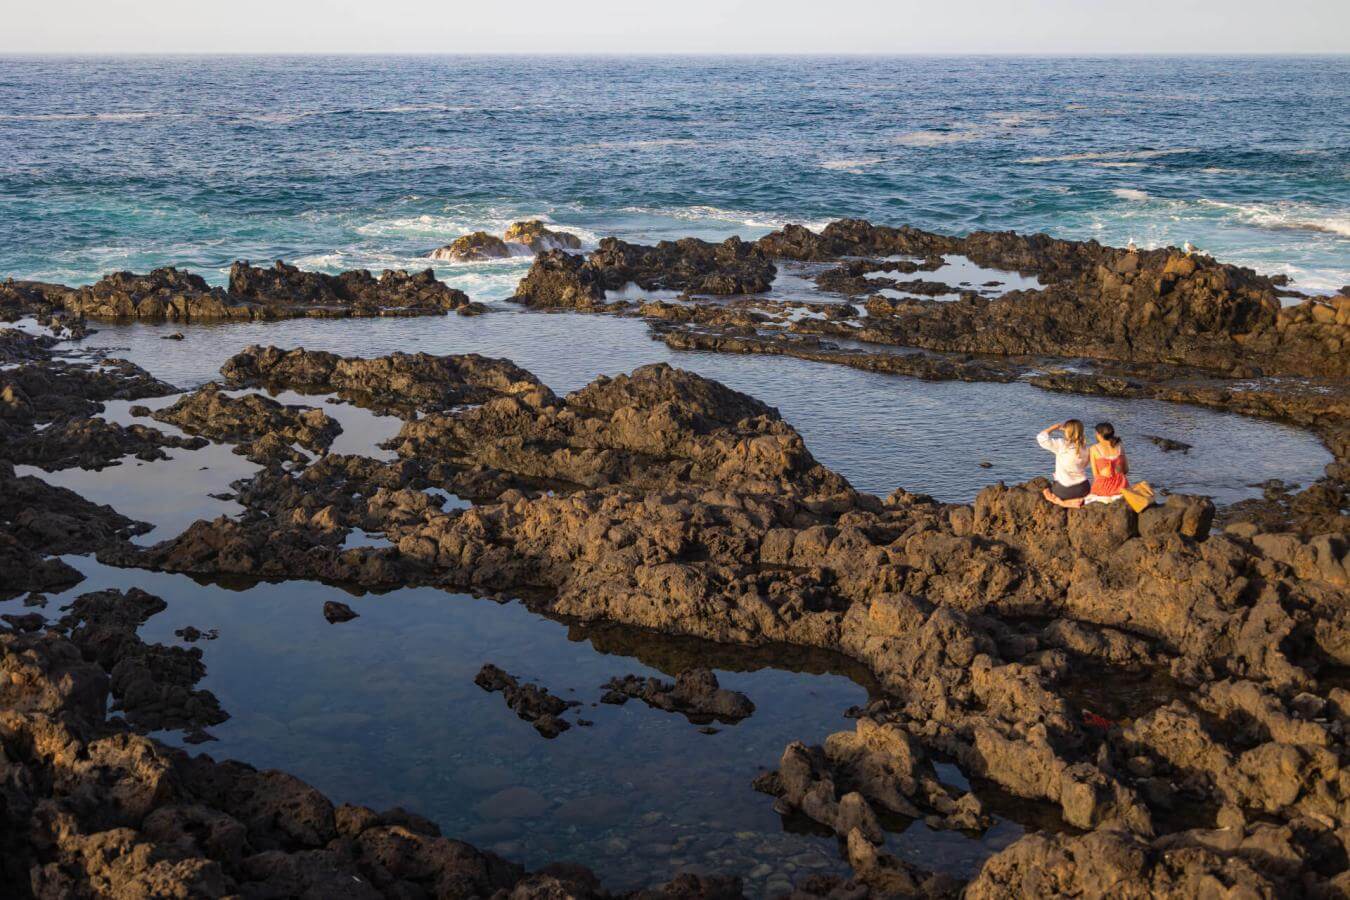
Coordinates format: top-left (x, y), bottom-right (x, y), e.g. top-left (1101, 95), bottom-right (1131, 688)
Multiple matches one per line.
top-left (1052, 480), bottom-right (1091, 501)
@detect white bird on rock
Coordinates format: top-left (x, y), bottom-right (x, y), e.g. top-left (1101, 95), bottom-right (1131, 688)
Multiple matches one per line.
top-left (1183, 241), bottom-right (1197, 256)
top-left (1127, 239), bottom-right (1137, 252)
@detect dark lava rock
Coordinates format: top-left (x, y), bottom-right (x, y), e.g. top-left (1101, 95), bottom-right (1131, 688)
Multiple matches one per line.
top-left (220, 344), bottom-right (546, 414)
top-left (475, 663), bottom-right (578, 738)
top-left (600, 668), bottom-right (755, 724)
top-left (0, 615), bottom-right (732, 898)
top-left (3, 415), bottom-right (208, 471)
top-left (228, 259), bottom-right (471, 314)
top-left (430, 231), bottom-right (513, 261)
top-left (152, 382), bottom-right (340, 465)
top-left (504, 220), bottom-right (582, 253)
top-left (323, 601), bottom-right (359, 623)
top-left (515, 236), bottom-right (776, 309)
top-left (431, 221), bottom-right (580, 261)
top-left (55, 587), bottom-right (227, 731)
top-left (1144, 434), bottom-right (1193, 454)
top-left (2, 612), bottom-right (46, 632)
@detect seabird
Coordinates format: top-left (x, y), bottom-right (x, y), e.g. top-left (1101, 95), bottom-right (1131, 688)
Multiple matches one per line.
top-left (1183, 241), bottom-right (1197, 256)
top-left (1127, 239), bottom-right (1137, 252)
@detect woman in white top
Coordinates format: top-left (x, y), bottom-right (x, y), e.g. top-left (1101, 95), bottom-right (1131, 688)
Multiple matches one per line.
top-left (1037, 419), bottom-right (1091, 507)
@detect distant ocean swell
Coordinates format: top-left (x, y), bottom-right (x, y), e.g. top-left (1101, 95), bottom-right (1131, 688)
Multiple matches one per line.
top-left (0, 55), bottom-right (1345, 293)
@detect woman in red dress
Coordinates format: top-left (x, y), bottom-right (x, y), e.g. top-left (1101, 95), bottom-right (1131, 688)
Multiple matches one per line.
top-left (1085, 422), bottom-right (1128, 503)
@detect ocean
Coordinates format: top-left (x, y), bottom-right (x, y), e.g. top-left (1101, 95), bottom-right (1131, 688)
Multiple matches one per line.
top-left (2, 54), bottom-right (1347, 299)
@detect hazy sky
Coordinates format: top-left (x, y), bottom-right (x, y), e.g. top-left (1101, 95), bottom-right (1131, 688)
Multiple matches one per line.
top-left (5, 0), bottom-right (1348, 54)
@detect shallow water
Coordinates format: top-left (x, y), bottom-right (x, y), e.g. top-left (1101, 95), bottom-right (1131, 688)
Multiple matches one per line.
top-left (867, 254), bottom-right (1045, 301)
top-left (74, 307), bottom-right (1331, 505)
top-left (9, 555), bottom-right (1031, 891)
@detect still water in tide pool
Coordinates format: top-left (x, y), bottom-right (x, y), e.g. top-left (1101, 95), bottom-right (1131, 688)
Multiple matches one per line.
top-left (12, 557), bottom-right (1026, 891)
top-left (74, 305), bottom-right (1333, 506)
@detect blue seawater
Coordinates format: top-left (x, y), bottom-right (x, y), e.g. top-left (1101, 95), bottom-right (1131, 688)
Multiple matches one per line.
top-left (1, 54), bottom-right (1347, 299)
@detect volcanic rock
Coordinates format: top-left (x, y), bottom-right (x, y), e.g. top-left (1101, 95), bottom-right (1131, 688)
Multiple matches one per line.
top-left (474, 663), bottom-right (578, 738)
top-left (600, 668), bottom-right (754, 723)
top-left (323, 601), bottom-right (359, 623)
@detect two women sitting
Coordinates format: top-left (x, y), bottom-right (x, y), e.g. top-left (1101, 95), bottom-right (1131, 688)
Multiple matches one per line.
top-left (1038, 419), bottom-right (1128, 508)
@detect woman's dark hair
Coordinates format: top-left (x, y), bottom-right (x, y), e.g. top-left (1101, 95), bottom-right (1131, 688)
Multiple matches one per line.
top-left (1095, 422), bottom-right (1121, 448)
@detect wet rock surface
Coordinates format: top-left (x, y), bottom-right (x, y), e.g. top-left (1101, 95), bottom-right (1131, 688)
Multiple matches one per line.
top-left (4, 416), bottom-right (208, 471)
top-left (475, 663), bottom-right (580, 738)
top-left (515, 236), bottom-right (776, 308)
top-left (55, 587), bottom-right (228, 731)
top-left (601, 668), bottom-right (755, 724)
top-left (220, 343), bottom-right (545, 413)
top-left (151, 382), bottom-right (341, 465)
top-left (25, 261), bottom-right (475, 323)
top-left (228, 259), bottom-right (472, 315)
top-left (431, 220), bottom-right (582, 260)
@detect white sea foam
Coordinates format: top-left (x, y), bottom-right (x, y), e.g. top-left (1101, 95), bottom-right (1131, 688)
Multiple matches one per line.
top-left (986, 111), bottom-right (1058, 126)
top-left (1112, 188), bottom-right (1152, 201)
top-left (0, 111), bottom-right (161, 122)
top-left (893, 129), bottom-right (980, 147)
top-left (820, 157), bottom-right (882, 173)
top-left (618, 205), bottom-right (833, 233)
top-left (572, 138), bottom-right (699, 151)
top-left (1198, 199), bottom-right (1350, 238)
top-left (366, 104), bottom-right (475, 114)
top-left (353, 213), bottom-right (598, 247)
top-left (895, 113), bottom-right (1054, 147)
top-left (1092, 162), bottom-right (1146, 169)
top-left (228, 111), bottom-right (325, 125)
top-left (1019, 148), bottom-right (1197, 164)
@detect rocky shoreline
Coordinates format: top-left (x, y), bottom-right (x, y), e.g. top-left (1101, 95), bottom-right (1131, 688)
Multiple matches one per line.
top-left (2, 220), bottom-right (1347, 897)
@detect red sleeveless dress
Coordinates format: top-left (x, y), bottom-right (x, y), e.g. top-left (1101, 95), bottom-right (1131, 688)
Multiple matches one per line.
top-left (1089, 451), bottom-right (1128, 498)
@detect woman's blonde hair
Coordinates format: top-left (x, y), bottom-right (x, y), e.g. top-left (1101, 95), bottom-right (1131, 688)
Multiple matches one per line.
top-left (1063, 419), bottom-right (1085, 451)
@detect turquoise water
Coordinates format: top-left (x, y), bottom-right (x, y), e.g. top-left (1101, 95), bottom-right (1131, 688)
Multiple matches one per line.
top-left (2, 55), bottom-right (1347, 296)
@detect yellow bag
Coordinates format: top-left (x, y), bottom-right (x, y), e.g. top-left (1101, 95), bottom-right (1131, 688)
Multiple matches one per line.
top-left (1122, 481), bottom-right (1155, 513)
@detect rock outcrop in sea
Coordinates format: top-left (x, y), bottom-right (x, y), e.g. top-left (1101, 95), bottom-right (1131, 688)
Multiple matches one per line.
top-left (429, 220), bottom-right (583, 261)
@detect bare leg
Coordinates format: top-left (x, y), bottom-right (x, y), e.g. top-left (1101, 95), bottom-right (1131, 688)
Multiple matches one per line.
top-left (1042, 487), bottom-right (1084, 509)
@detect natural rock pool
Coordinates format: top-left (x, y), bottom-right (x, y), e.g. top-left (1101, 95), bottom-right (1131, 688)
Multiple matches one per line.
top-left (70, 306), bottom-right (1331, 505)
